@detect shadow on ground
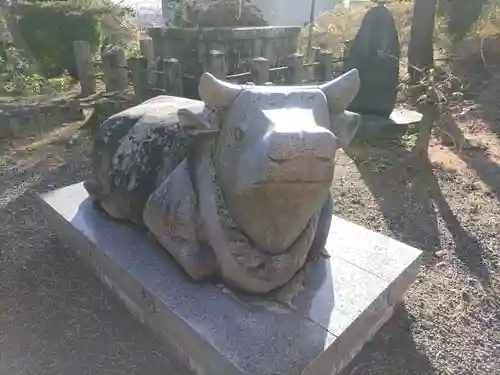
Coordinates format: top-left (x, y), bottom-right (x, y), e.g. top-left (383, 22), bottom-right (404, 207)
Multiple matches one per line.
top-left (0, 133), bottom-right (188, 375)
top-left (458, 142), bottom-right (500, 202)
top-left (344, 139), bottom-right (491, 284)
top-left (341, 305), bottom-right (434, 375)
top-left (0, 226), bottom-right (187, 375)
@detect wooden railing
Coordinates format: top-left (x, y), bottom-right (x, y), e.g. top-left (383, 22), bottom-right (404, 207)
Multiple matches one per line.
top-left (73, 39), bottom-right (345, 103)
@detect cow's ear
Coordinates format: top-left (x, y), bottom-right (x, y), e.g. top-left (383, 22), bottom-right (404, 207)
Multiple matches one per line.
top-left (177, 106), bottom-right (220, 136)
top-left (199, 73), bottom-right (242, 112)
top-left (330, 110), bottom-right (361, 147)
top-left (320, 69), bottom-right (360, 113)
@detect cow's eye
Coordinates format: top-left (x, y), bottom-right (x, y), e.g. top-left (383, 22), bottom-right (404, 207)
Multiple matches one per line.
top-left (234, 127), bottom-right (245, 141)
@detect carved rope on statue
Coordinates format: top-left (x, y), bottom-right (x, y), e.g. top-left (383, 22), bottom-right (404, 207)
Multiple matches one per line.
top-left (144, 133), bottom-right (322, 294)
top-left (84, 70), bottom-right (361, 294)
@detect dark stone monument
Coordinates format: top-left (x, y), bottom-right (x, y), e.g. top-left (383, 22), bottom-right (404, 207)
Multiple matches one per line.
top-left (344, 4), bottom-right (400, 118)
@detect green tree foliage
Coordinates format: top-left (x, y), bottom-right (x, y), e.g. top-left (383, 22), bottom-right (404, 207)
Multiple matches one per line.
top-left (180, 0), bottom-right (267, 28)
top-left (0, 45), bottom-right (73, 95)
top-left (14, 0), bottom-right (129, 77)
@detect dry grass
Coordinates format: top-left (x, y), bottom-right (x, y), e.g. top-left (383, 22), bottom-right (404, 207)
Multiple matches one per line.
top-left (299, 2), bottom-right (446, 60)
top-left (311, 3), bottom-right (414, 50)
top-left (301, 1), bottom-right (500, 87)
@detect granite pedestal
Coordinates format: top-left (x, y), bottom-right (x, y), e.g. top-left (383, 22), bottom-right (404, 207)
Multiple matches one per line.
top-left (38, 183), bottom-right (422, 375)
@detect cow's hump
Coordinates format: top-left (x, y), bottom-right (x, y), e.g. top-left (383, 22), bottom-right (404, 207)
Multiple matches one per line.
top-left (90, 96), bottom-right (205, 225)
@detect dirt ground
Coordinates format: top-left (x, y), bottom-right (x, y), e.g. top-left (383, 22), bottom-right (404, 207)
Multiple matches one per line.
top-left (338, 125), bottom-right (500, 375)
top-left (0, 116), bottom-right (498, 374)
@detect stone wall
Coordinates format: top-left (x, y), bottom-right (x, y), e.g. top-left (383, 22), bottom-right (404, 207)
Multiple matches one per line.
top-left (0, 90), bottom-right (135, 138)
top-left (0, 100), bottom-right (85, 138)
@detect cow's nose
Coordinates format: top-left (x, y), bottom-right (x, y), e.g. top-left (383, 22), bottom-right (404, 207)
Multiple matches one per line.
top-left (267, 127), bottom-right (337, 161)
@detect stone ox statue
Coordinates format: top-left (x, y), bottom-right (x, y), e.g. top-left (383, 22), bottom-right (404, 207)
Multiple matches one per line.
top-left (85, 71), bottom-right (361, 294)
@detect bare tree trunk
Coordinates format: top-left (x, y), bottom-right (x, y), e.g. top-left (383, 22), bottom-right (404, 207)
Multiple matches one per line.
top-left (414, 102), bottom-right (438, 158)
top-left (408, 0), bottom-right (438, 83)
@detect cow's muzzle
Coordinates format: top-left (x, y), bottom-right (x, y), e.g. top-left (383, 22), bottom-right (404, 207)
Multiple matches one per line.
top-left (262, 126), bottom-right (337, 184)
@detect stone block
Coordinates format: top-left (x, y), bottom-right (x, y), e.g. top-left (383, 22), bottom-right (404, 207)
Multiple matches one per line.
top-left (38, 183), bottom-right (422, 375)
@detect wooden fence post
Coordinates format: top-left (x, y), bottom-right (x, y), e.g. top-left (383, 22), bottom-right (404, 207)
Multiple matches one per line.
top-left (207, 50), bottom-right (227, 79)
top-left (148, 26), bottom-right (165, 61)
top-left (140, 36), bottom-right (155, 84)
top-left (102, 45), bottom-right (128, 92)
top-left (139, 37), bottom-right (154, 62)
top-left (73, 41), bottom-right (96, 96)
top-left (284, 28), bottom-right (301, 56)
top-left (318, 50), bottom-right (333, 82)
top-left (161, 58), bottom-right (183, 97)
top-left (253, 38), bottom-right (264, 58)
top-left (286, 53), bottom-right (304, 85)
top-left (251, 57), bottom-right (270, 85)
top-left (311, 46), bottom-right (321, 61)
top-left (310, 46), bottom-right (321, 82)
top-left (128, 56), bottom-right (149, 102)
top-left (263, 39), bottom-right (277, 66)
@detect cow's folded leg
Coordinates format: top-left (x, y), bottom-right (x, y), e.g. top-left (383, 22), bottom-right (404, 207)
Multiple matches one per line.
top-left (84, 179), bottom-right (128, 221)
top-left (144, 159), bottom-right (217, 281)
top-left (99, 198), bottom-right (129, 222)
top-left (157, 237), bottom-right (217, 281)
top-left (309, 195), bottom-right (333, 260)
top-left (84, 179), bottom-right (105, 201)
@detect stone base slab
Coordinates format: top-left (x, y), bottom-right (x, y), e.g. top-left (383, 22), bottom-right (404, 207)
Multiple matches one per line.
top-left (38, 183), bottom-right (422, 375)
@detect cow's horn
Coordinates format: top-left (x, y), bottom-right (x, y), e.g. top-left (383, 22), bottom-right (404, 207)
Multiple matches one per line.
top-left (199, 72), bottom-right (243, 112)
top-left (319, 69), bottom-right (360, 114)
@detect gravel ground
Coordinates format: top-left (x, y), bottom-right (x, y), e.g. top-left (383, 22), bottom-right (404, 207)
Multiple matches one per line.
top-left (0, 123), bottom-right (187, 375)
top-left (0, 120), bottom-right (498, 374)
top-left (339, 130), bottom-right (500, 375)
